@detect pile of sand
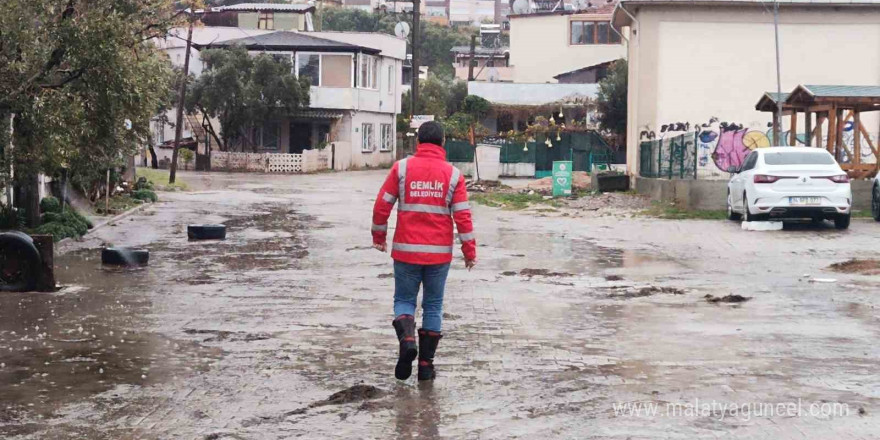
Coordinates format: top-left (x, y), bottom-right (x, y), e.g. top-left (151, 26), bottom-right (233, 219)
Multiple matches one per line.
top-left (526, 171), bottom-right (591, 192)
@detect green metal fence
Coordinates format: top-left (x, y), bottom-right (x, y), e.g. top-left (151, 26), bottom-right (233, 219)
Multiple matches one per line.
top-left (639, 133), bottom-right (697, 179)
top-left (444, 140), bottom-right (475, 162)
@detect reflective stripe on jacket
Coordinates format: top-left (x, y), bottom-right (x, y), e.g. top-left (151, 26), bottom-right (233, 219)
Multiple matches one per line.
top-left (372, 143), bottom-right (476, 265)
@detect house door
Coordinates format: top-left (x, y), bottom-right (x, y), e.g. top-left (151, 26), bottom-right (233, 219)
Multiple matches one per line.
top-left (289, 123), bottom-right (312, 154)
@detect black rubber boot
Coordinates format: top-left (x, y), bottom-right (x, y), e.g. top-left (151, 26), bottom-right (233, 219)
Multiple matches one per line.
top-left (392, 315), bottom-right (418, 380)
top-left (417, 329), bottom-right (443, 381)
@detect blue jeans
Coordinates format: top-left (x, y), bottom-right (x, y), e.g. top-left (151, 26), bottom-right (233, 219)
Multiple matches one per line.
top-left (393, 261), bottom-right (451, 332)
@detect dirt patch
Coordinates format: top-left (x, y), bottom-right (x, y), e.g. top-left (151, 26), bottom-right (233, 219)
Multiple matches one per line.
top-left (183, 329), bottom-right (273, 342)
top-left (828, 259), bottom-right (880, 276)
top-left (604, 275), bottom-right (624, 281)
top-left (527, 171), bottom-right (591, 192)
top-left (704, 294), bottom-right (751, 304)
top-left (377, 273), bottom-right (394, 279)
top-left (608, 286), bottom-right (685, 299)
top-left (508, 268), bottom-right (573, 277)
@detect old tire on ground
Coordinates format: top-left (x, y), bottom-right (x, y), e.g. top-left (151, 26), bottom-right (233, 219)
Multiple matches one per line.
top-left (0, 232), bottom-right (42, 292)
top-left (188, 224), bottom-right (226, 240)
top-left (102, 247), bottom-right (150, 266)
top-left (834, 214), bottom-right (851, 230)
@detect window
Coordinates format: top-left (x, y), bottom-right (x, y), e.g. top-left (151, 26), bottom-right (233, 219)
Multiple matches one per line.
top-left (256, 121), bottom-right (280, 150)
top-left (358, 54), bottom-right (379, 89)
top-left (570, 20), bottom-right (620, 45)
top-left (296, 53), bottom-right (320, 86)
top-left (764, 151), bottom-right (835, 165)
top-left (258, 12), bottom-right (274, 30)
top-left (380, 124), bottom-right (393, 152)
top-left (361, 123), bottom-right (376, 152)
top-left (387, 65), bottom-right (394, 94)
top-left (741, 152), bottom-right (758, 171)
top-left (321, 54), bottom-right (353, 87)
top-left (271, 53), bottom-right (292, 65)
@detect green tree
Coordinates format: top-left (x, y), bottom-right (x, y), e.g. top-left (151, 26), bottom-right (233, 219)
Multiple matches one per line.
top-left (0, 0), bottom-right (185, 226)
top-left (320, 9), bottom-right (472, 78)
top-left (596, 59), bottom-right (627, 146)
top-left (402, 75), bottom-right (469, 119)
top-left (186, 47), bottom-right (311, 151)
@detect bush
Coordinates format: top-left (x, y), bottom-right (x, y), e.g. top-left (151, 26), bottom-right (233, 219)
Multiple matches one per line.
top-left (135, 177), bottom-right (154, 191)
top-left (40, 196), bottom-right (62, 213)
top-left (34, 206), bottom-right (93, 241)
top-left (0, 206), bottom-right (24, 230)
top-left (132, 189), bottom-right (158, 203)
top-left (34, 222), bottom-right (78, 242)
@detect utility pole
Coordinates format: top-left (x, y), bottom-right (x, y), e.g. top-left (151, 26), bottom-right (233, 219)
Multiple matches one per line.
top-left (468, 34), bottom-right (477, 81)
top-left (169, 18), bottom-right (194, 184)
top-left (411, 0), bottom-right (421, 117)
top-left (773, 0), bottom-right (783, 145)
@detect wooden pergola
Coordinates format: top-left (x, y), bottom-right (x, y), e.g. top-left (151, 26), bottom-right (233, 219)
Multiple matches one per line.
top-left (756, 85), bottom-right (880, 179)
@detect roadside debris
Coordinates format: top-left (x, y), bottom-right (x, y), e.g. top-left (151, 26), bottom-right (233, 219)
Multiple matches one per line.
top-left (704, 294), bottom-right (751, 303)
top-left (741, 221), bottom-right (783, 231)
top-left (608, 286), bottom-right (685, 299)
top-left (503, 268), bottom-right (573, 277)
top-left (828, 259), bottom-right (880, 276)
top-left (808, 278), bottom-right (838, 284)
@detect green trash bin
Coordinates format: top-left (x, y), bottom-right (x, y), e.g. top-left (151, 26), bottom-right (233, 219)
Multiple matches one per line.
top-left (552, 161), bottom-right (573, 197)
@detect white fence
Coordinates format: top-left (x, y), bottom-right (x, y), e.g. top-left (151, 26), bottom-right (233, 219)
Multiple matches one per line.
top-left (210, 150), bottom-right (330, 174)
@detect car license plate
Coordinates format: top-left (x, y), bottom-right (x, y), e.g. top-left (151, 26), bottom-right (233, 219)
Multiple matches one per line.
top-left (790, 196), bottom-right (821, 206)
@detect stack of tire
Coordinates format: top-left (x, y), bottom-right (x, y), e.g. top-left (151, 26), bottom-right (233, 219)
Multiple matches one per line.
top-left (0, 232), bottom-right (41, 292)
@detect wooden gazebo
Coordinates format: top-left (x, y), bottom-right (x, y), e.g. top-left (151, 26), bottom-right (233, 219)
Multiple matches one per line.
top-left (756, 85), bottom-right (880, 179)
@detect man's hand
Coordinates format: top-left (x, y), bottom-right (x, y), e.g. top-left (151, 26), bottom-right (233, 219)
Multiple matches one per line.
top-left (373, 243), bottom-right (387, 253)
top-left (465, 259), bottom-right (477, 271)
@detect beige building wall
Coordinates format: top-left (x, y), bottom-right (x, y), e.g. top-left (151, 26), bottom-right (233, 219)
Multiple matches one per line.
top-left (622, 4), bottom-right (880, 178)
top-left (509, 13), bottom-right (626, 83)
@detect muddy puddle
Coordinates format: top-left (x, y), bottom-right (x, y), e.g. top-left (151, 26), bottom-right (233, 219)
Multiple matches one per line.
top-left (494, 229), bottom-right (684, 279)
top-left (0, 249), bottom-right (222, 432)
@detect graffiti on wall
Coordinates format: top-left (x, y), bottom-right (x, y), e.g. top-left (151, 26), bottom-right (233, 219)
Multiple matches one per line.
top-left (643, 118), bottom-right (772, 172)
top-left (644, 116), bottom-right (879, 176)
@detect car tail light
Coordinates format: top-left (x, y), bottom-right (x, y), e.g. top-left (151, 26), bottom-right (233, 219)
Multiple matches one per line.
top-left (818, 174), bottom-right (850, 183)
top-left (754, 175), bottom-right (794, 184)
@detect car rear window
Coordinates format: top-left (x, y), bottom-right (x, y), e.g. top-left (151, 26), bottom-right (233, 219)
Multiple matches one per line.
top-left (763, 151), bottom-right (836, 165)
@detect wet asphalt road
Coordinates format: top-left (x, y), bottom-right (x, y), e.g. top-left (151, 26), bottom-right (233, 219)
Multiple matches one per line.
top-left (1, 169), bottom-right (879, 439)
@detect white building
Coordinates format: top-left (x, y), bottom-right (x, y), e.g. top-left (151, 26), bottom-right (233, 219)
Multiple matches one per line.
top-left (155, 27), bottom-right (406, 170)
top-left (613, 0), bottom-right (880, 179)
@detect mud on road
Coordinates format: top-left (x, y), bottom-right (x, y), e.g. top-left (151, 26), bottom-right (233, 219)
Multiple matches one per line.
top-left (2, 170), bottom-right (880, 439)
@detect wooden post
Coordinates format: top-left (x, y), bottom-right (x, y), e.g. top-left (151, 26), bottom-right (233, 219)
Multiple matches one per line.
top-left (854, 110), bottom-right (862, 166)
top-left (31, 235), bottom-right (55, 292)
top-left (835, 108), bottom-right (845, 160)
top-left (789, 110), bottom-right (798, 146)
top-left (468, 34), bottom-right (476, 82)
top-left (105, 168), bottom-right (110, 214)
top-left (804, 111), bottom-right (812, 147)
top-left (772, 111), bottom-right (780, 145)
top-left (826, 107), bottom-right (837, 155)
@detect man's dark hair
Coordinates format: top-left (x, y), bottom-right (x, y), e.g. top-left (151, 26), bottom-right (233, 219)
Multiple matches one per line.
top-left (417, 121), bottom-right (445, 146)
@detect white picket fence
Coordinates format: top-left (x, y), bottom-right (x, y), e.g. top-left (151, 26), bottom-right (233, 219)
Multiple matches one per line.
top-left (210, 150), bottom-right (330, 174)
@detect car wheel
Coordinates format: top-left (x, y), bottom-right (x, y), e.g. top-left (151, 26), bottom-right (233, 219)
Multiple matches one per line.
top-left (834, 214), bottom-right (851, 230)
top-left (727, 191), bottom-right (741, 221)
top-left (188, 224), bottom-right (227, 240)
top-left (102, 247), bottom-right (150, 266)
top-left (872, 185), bottom-right (880, 222)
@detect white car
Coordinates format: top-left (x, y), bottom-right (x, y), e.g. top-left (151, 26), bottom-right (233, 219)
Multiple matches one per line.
top-left (726, 147), bottom-right (852, 229)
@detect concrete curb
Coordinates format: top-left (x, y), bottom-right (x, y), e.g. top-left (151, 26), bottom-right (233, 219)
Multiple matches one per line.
top-left (57, 203), bottom-right (152, 247)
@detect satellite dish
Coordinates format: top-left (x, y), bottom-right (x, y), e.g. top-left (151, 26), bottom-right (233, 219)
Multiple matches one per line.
top-left (394, 22), bottom-right (411, 39)
top-left (572, 0), bottom-right (590, 10)
top-left (512, 0), bottom-right (529, 14)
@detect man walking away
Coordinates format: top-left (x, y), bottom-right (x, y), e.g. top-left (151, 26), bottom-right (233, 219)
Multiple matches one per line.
top-left (371, 121), bottom-right (477, 381)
